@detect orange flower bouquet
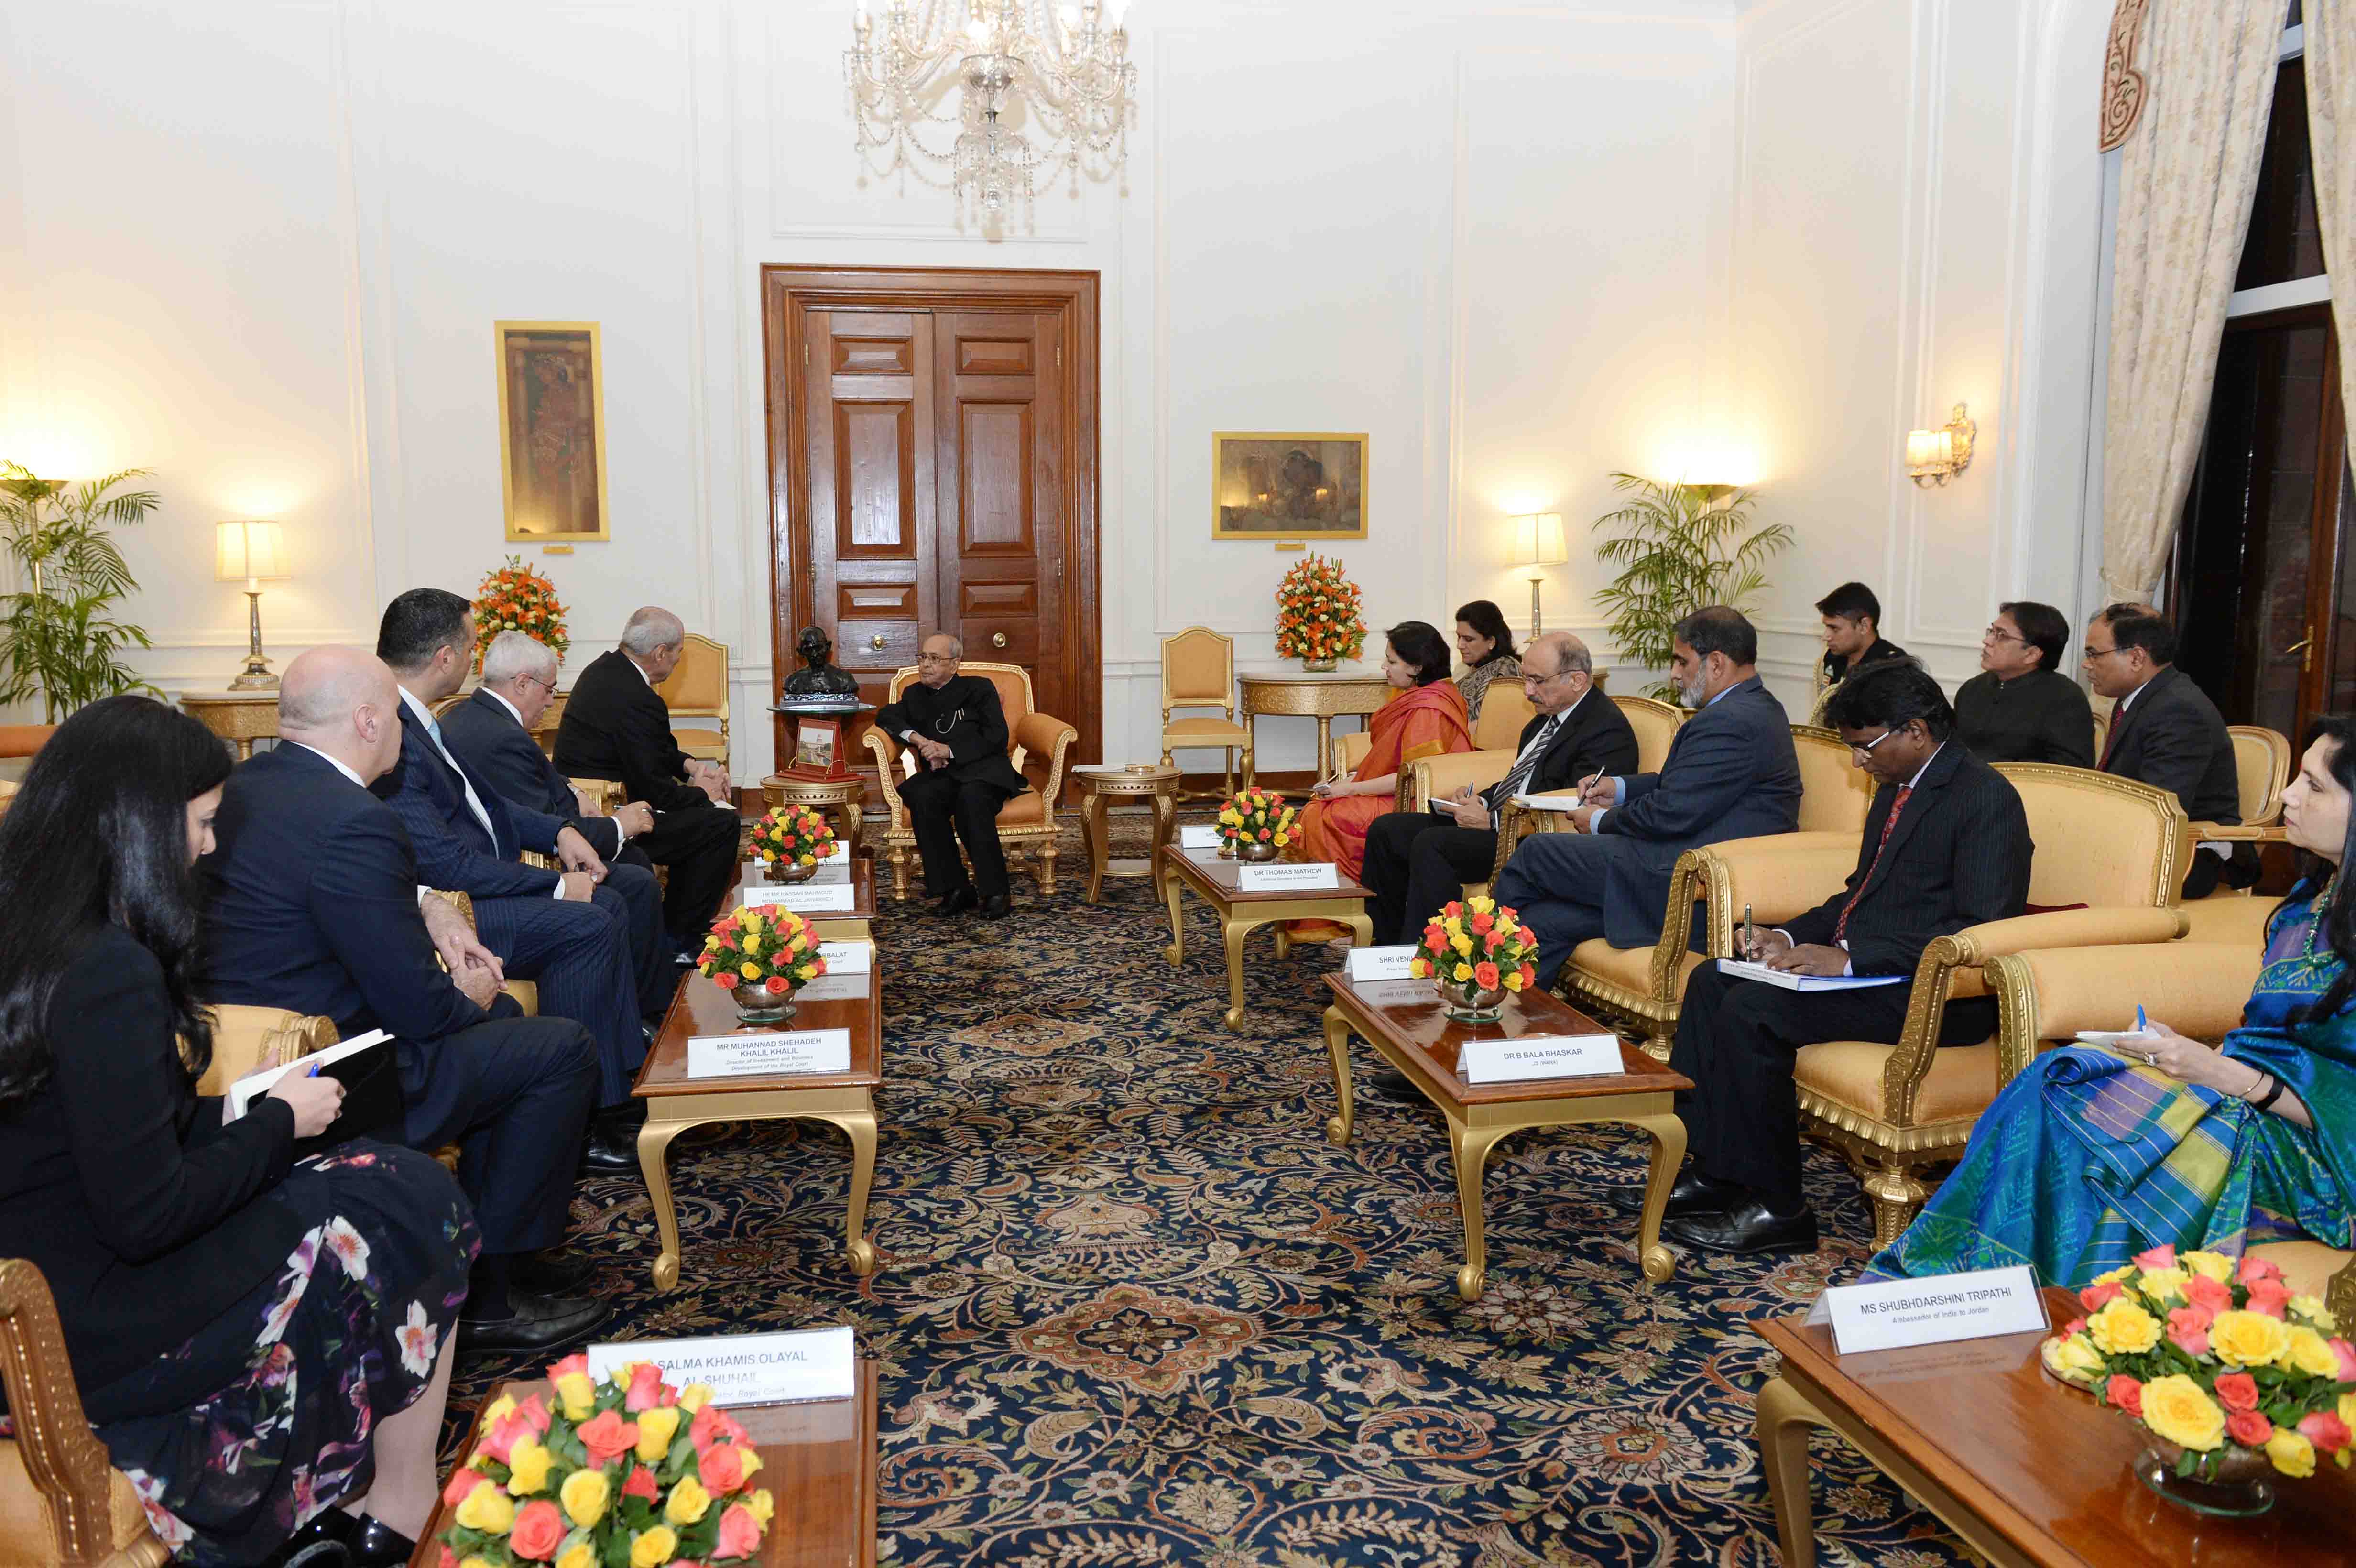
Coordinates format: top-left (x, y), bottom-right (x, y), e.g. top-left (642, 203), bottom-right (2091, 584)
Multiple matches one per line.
top-left (698, 904), bottom-right (828, 1024)
top-left (747, 806), bottom-right (837, 884)
top-left (1216, 786), bottom-right (1297, 863)
top-left (1273, 553), bottom-right (1365, 671)
top-left (1408, 895), bottom-right (1539, 1021)
top-left (434, 1355), bottom-right (773, 1568)
top-left (473, 556), bottom-right (569, 670)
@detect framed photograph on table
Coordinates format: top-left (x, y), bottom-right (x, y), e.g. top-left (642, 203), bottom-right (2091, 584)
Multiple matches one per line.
top-left (495, 320), bottom-right (611, 543)
top-left (791, 717), bottom-right (841, 778)
top-left (1213, 432), bottom-right (1368, 541)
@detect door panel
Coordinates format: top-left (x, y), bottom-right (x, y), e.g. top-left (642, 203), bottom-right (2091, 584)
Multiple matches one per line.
top-left (959, 402), bottom-right (1035, 554)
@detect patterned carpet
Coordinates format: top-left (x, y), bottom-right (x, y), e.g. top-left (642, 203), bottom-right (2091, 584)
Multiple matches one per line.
top-left (444, 808), bottom-right (1975, 1567)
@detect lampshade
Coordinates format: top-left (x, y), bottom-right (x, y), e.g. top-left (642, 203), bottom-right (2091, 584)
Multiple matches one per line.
top-left (1904, 429), bottom-right (1953, 470)
top-left (1511, 512), bottom-right (1567, 572)
top-left (215, 521), bottom-right (289, 584)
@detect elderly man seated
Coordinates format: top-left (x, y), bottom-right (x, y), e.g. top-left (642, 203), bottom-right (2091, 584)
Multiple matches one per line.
top-left (875, 633), bottom-right (1026, 919)
top-left (554, 606), bottom-right (744, 952)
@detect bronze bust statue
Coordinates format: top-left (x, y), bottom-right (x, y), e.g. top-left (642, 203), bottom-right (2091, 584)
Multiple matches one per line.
top-left (781, 625), bottom-right (859, 697)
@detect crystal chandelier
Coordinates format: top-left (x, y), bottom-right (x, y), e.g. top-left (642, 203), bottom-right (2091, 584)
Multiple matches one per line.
top-left (845, 0), bottom-right (1136, 227)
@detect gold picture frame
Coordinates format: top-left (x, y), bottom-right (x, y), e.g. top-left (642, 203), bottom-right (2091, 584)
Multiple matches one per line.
top-left (495, 320), bottom-right (611, 543)
top-left (1212, 431), bottom-right (1368, 540)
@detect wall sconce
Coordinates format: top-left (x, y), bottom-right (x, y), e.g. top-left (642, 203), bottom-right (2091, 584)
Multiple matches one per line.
top-left (215, 520), bottom-right (290, 689)
top-left (1905, 404), bottom-right (1976, 487)
top-left (1509, 512), bottom-right (1568, 637)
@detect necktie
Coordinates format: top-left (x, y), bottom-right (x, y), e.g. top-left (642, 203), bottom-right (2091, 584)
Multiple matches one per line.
top-left (1834, 785), bottom-right (1912, 942)
top-left (427, 715), bottom-right (501, 848)
top-left (2098, 700), bottom-right (2127, 770)
top-left (1485, 717), bottom-right (1563, 812)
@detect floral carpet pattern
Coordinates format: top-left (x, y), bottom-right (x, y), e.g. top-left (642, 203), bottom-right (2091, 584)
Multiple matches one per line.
top-left (447, 810), bottom-right (1974, 1566)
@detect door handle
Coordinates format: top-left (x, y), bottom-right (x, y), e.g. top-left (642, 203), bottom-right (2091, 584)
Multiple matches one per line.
top-left (2284, 636), bottom-right (2313, 657)
top-left (868, 633), bottom-right (886, 652)
top-left (992, 632), bottom-right (1008, 648)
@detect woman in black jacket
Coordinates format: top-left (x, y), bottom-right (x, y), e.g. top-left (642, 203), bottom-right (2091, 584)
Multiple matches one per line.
top-left (0, 697), bottom-right (477, 1568)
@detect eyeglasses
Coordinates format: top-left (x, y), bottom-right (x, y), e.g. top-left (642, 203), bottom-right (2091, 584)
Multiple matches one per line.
top-left (916, 653), bottom-right (957, 666)
top-left (1848, 727), bottom-right (1902, 761)
top-left (1982, 625), bottom-right (2028, 645)
top-left (1522, 666), bottom-right (1569, 686)
top-left (2083, 646), bottom-right (2130, 661)
top-left (516, 673), bottom-right (556, 694)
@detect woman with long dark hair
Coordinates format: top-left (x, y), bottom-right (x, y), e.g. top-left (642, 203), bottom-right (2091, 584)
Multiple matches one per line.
top-left (1296, 621), bottom-right (1473, 885)
top-left (0, 697), bottom-right (477, 1568)
top-left (1867, 713), bottom-right (2356, 1287)
top-left (1451, 600), bottom-right (1522, 723)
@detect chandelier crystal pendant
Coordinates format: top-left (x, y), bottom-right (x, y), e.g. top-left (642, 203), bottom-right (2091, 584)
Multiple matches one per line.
top-left (846, 0), bottom-right (1136, 227)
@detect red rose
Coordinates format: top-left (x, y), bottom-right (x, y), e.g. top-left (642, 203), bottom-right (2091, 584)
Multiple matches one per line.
top-left (2104, 1375), bottom-right (2143, 1417)
top-left (697, 1439), bottom-right (751, 1494)
top-left (2236, 1253), bottom-right (2284, 1287)
top-left (575, 1408), bottom-right (639, 1469)
top-left (1470, 914), bottom-right (1493, 934)
top-left (440, 1546), bottom-right (459, 1568)
top-left (2078, 1280), bottom-right (2124, 1311)
top-left (2299, 1411), bottom-right (2352, 1454)
top-left (625, 1361), bottom-right (670, 1413)
top-left (2212, 1371), bottom-right (2260, 1412)
top-left (714, 1503), bottom-right (763, 1561)
top-left (1516, 964), bottom-right (1536, 988)
top-left (510, 1500), bottom-right (565, 1561)
top-left (1473, 961), bottom-right (1500, 990)
top-left (622, 1464), bottom-right (660, 1502)
top-left (2225, 1408), bottom-right (2273, 1448)
top-left (713, 971), bottom-right (740, 990)
top-left (2245, 1280), bottom-right (2289, 1319)
top-left (764, 975), bottom-right (788, 995)
top-left (691, 1403), bottom-right (751, 1454)
top-left (2183, 1273), bottom-right (2230, 1312)
top-left (443, 1470), bottom-right (491, 1508)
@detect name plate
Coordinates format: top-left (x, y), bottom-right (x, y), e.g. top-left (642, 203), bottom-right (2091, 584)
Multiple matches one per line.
top-left (817, 940), bottom-right (871, 974)
top-left (1457, 1033), bottom-right (1621, 1084)
top-left (1345, 945), bottom-right (1418, 982)
top-left (1178, 824), bottom-right (1223, 850)
top-left (740, 882), bottom-right (855, 913)
top-left (686, 1027), bottom-right (851, 1079)
top-left (791, 972), bottom-right (869, 1003)
top-left (1236, 862), bottom-right (1339, 892)
top-left (1814, 1265), bottom-right (2048, 1356)
top-left (588, 1325), bottom-right (855, 1407)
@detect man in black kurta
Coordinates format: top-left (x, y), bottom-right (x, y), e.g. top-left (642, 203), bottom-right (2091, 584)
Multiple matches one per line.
top-left (1952, 599), bottom-right (2095, 766)
top-left (875, 634), bottom-right (1027, 918)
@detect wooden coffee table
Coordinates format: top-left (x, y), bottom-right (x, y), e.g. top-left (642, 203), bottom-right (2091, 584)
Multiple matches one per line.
top-left (405, 1370), bottom-right (878, 1568)
top-left (737, 854), bottom-right (879, 945)
top-left (1158, 846), bottom-right (1373, 1030)
top-left (633, 966), bottom-right (883, 1290)
top-left (1755, 1285), bottom-right (2355, 1567)
top-left (1320, 974), bottom-right (1691, 1300)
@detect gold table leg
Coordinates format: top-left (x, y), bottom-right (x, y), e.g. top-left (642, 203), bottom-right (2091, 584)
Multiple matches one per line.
top-left (1080, 790), bottom-right (1111, 904)
top-left (1161, 868), bottom-right (1188, 965)
top-left (638, 1116), bottom-right (693, 1292)
top-left (1321, 1005), bottom-right (1356, 1147)
top-left (1756, 1375), bottom-right (1828, 1568)
top-left (1314, 716), bottom-right (1333, 781)
top-left (1149, 787), bottom-right (1178, 901)
top-left (637, 1094), bottom-right (879, 1290)
top-left (811, 1107), bottom-right (880, 1275)
top-left (1221, 915), bottom-right (1253, 1031)
top-left (1446, 1114), bottom-right (1510, 1301)
top-left (1629, 1110), bottom-right (1686, 1283)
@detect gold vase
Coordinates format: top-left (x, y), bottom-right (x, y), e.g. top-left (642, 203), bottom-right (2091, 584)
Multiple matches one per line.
top-left (2133, 1434), bottom-right (2276, 1517)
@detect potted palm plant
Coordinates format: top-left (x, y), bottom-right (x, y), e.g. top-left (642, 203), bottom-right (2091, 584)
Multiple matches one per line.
top-left (1591, 473), bottom-right (1789, 701)
top-left (0, 464), bottom-right (161, 720)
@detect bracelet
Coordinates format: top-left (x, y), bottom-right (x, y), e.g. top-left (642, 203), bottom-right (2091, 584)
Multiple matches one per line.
top-left (2250, 1073), bottom-right (2288, 1113)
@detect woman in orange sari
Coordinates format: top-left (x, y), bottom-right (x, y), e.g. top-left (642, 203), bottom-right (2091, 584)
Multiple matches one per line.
top-left (1299, 621), bottom-right (1473, 882)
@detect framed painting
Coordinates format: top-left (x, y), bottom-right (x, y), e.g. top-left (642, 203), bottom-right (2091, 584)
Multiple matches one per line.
top-left (495, 320), bottom-right (611, 542)
top-left (1212, 431), bottom-right (1368, 540)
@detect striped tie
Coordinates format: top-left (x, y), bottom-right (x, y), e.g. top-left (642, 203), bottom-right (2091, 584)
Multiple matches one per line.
top-left (1486, 718), bottom-right (1563, 811)
top-left (1834, 786), bottom-right (1912, 942)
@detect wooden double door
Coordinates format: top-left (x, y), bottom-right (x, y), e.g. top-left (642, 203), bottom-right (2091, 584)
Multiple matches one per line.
top-left (762, 266), bottom-right (1101, 776)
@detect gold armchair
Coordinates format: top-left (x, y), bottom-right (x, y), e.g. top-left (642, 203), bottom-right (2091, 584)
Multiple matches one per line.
top-left (860, 662), bottom-right (1076, 900)
top-left (653, 633), bottom-right (730, 767)
top-left (1158, 628), bottom-right (1253, 795)
top-left (1985, 939), bottom-right (2354, 1325)
top-left (1490, 694), bottom-right (1687, 888)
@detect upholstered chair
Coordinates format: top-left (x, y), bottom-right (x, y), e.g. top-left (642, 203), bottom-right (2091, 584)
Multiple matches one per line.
top-left (653, 633), bottom-right (730, 767)
top-left (1985, 939), bottom-right (2354, 1325)
top-left (1157, 628), bottom-right (1252, 795)
top-left (861, 662), bottom-right (1076, 900)
top-left (1470, 682), bottom-right (1535, 751)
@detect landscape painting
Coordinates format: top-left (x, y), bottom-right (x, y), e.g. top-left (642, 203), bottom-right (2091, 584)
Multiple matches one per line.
top-left (1212, 431), bottom-right (1367, 540)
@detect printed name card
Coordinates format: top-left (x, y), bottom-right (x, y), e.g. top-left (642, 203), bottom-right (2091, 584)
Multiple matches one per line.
top-left (1178, 824), bottom-right (1223, 850)
top-left (1816, 1265), bottom-right (2047, 1356)
top-left (588, 1325), bottom-right (855, 1407)
top-left (817, 940), bottom-right (872, 974)
top-left (789, 972), bottom-right (869, 1003)
top-left (1344, 946), bottom-right (1418, 983)
top-left (1456, 1034), bottom-right (1621, 1084)
top-left (739, 882), bottom-right (856, 913)
top-left (1236, 862), bottom-right (1339, 892)
top-left (686, 1028), bottom-right (851, 1079)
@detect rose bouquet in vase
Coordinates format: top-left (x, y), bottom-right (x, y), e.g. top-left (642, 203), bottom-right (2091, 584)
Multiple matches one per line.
top-left (1408, 896), bottom-right (1539, 1021)
top-left (473, 556), bottom-right (569, 672)
top-left (2039, 1245), bottom-right (2354, 1515)
top-left (1273, 553), bottom-right (1366, 671)
top-left (698, 904), bottom-right (828, 1025)
top-left (1216, 786), bottom-right (1298, 863)
top-left (435, 1355), bottom-right (773, 1568)
top-left (748, 805), bottom-right (837, 884)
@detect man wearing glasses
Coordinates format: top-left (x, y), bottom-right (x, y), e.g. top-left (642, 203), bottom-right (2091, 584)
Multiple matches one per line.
top-left (1951, 601), bottom-right (2094, 766)
top-left (876, 633), bottom-right (1028, 919)
top-left (448, 630), bottom-right (661, 871)
top-left (2084, 603), bottom-right (2257, 898)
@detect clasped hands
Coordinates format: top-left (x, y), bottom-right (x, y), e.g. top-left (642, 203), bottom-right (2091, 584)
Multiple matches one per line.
top-left (1733, 926), bottom-right (1851, 977)
top-left (687, 758), bottom-right (732, 804)
top-left (554, 825), bottom-right (608, 901)
top-left (419, 888), bottom-right (509, 1008)
top-left (908, 735), bottom-right (956, 771)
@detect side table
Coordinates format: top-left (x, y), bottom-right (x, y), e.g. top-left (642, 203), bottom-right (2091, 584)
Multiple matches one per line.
top-left (1072, 763), bottom-right (1181, 902)
top-left (761, 772), bottom-right (867, 849)
top-left (1237, 671), bottom-right (1393, 783)
top-left (180, 689), bottom-right (280, 759)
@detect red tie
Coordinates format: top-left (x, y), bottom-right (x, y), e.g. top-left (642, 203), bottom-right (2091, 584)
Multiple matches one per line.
top-left (2098, 707), bottom-right (2125, 769)
top-left (1835, 786), bottom-right (1912, 941)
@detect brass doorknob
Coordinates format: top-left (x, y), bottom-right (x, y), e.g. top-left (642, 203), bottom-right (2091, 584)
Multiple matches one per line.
top-left (868, 633), bottom-right (886, 651)
top-left (992, 632), bottom-right (1008, 648)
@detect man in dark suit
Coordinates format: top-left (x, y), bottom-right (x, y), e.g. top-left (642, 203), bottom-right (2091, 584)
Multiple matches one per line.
top-left (199, 646), bottom-right (610, 1353)
top-left (443, 629), bottom-right (657, 872)
top-left (1360, 632), bottom-right (1639, 946)
top-left (553, 606), bottom-right (743, 948)
top-left (1492, 607), bottom-right (1803, 986)
top-left (1662, 660), bottom-right (2032, 1255)
top-left (2085, 603), bottom-right (2258, 899)
top-left (374, 592), bottom-right (665, 1171)
top-left (873, 632), bottom-right (1028, 919)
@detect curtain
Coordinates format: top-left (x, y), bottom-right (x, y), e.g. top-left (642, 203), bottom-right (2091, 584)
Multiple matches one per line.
top-left (2101, 0), bottom-right (2282, 606)
top-left (2310, 2), bottom-right (2356, 445)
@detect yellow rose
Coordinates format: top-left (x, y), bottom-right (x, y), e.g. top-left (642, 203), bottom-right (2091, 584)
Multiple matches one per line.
top-left (1272, 832), bottom-right (1290, 847)
top-left (1469, 895), bottom-right (1494, 914)
top-left (2291, 1295), bottom-right (2336, 1332)
top-left (1451, 933), bottom-right (1473, 957)
top-left (2087, 1297), bottom-right (2163, 1356)
top-left (2134, 1266), bottom-right (2188, 1305)
top-left (505, 1438), bottom-right (555, 1495)
top-left (1407, 958), bottom-right (1429, 978)
top-left (2209, 1309), bottom-right (2294, 1369)
top-left (1503, 971), bottom-right (1525, 992)
top-left (1452, 963), bottom-right (1472, 983)
top-left (2043, 1331), bottom-right (2105, 1383)
top-left (461, 1557), bottom-right (495, 1568)
top-left (742, 933), bottom-right (762, 956)
top-left (553, 1371), bottom-right (597, 1421)
top-left (636, 1405), bottom-right (682, 1461)
top-left (559, 1469), bottom-right (611, 1529)
top-left (455, 1484), bottom-right (517, 1535)
top-left (553, 1539), bottom-right (592, 1568)
top-left (482, 1394), bottom-right (518, 1425)
top-left (629, 1526), bottom-right (678, 1568)
top-left (796, 853), bottom-right (815, 866)
top-left (2266, 1428), bottom-right (2317, 1478)
top-left (2138, 1374), bottom-right (2225, 1452)
top-left (2283, 1325), bottom-right (2343, 1379)
top-left (664, 1475), bottom-right (711, 1526)
top-left (2342, 1392), bottom-right (2356, 1428)
top-left (677, 1382), bottom-right (716, 1413)
top-left (746, 1489), bottom-right (774, 1526)
top-left (2093, 1264), bottom-right (2134, 1285)
top-left (738, 961), bottom-right (760, 980)
top-left (2180, 1249), bottom-right (2235, 1283)
top-left (703, 935), bottom-right (720, 952)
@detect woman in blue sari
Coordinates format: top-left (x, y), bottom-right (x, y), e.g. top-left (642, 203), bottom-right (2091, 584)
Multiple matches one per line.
top-left (1867, 715), bottom-right (2356, 1288)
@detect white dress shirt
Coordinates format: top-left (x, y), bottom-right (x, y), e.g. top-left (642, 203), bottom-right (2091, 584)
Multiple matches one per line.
top-left (399, 688), bottom-right (565, 898)
top-left (482, 686), bottom-right (629, 844)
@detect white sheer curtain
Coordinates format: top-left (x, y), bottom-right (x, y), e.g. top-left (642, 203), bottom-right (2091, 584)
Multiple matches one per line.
top-left (2101, 0), bottom-right (2283, 606)
top-left (2309, 2), bottom-right (2356, 438)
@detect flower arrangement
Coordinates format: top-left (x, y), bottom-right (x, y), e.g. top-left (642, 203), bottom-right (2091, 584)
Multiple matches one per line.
top-left (1273, 553), bottom-right (1366, 668)
top-left (473, 556), bottom-right (570, 671)
top-left (698, 904), bottom-right (827, 1020)
top-left (1216, 786), bottom-right (1297, 862)
top-left (747, 805), bottom-right (837, 880)
top-left (2040, 1245), bottom-right (2355, 1484)
top-left (435, 1354), bottom-right (773, 1568)
top-left (1408, 895), bottom-right (1539, 1018)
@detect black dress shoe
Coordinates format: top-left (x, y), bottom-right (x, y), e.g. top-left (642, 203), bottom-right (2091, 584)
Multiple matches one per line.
top-left (600, 1099), bottom-right (648, 1131)
top-left (1663, 1199), bottom-right (1819, 1256)
top-left (510, 1249), bottom-right (596, 1296)
top-left (342, 1517), bottom-right (416, 1568)
top-left (980, 893), bottom-right (1011, 920)
top-left (459, 1290), bottom-right (611, 1355)
top-left (1365, 1068), bottom-right (1423, 1103)
top-left (1662, 1171), bottom-right (1749, 1220)
top-left (934, 886), bottom-right (979, 916)
top-left (264, 1514), bottom-right (351, 1568)
top-left (579, 1122), bottom-right (638, 1174)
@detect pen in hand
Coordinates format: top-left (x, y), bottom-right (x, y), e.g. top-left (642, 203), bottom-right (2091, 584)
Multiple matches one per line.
top-left (1743, 902), bottom-right (1756, 960)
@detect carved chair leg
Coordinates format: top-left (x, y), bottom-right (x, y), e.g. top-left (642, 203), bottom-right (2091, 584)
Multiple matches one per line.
top-left (1037, 842), bottom-right (1058, 896)
top-left (1862, 1158), bottom-right (1928, 1250)
top-left (888, 847), bottom-right (910, 902)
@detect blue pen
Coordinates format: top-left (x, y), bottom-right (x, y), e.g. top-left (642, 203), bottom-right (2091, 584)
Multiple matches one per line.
top-left (2135, 1004), bottom-right (2149, 1034)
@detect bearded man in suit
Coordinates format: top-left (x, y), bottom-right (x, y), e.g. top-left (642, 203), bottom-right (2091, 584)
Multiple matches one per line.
top-left (874, 633), bottom-right (1027, 920)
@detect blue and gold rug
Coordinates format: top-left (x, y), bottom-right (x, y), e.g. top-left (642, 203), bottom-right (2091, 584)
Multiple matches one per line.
top-left (448, 847), bottom-right (1972, 1566)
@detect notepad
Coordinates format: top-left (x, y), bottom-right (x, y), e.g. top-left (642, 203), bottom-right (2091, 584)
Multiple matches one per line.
top-left (227, 1030), bottom-right (393, 1119)
top-left (1511, 792), bottom-right (1587, 811)
top-left (1716, 959), bottom-right (1905, 992)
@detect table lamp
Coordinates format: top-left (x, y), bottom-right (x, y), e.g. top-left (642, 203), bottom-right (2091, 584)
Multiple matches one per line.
top-left (215, 520), bottom-right (289, 690)
top-left (1510, 512), bottom-right (1568, 638)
